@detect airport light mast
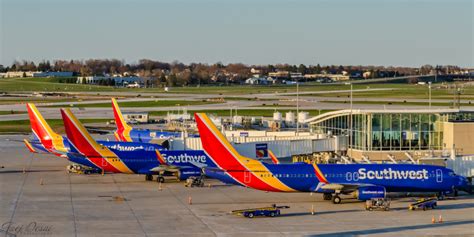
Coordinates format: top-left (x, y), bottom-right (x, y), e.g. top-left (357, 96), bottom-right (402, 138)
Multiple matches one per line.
top-left (345, 82), bottom-right (353, 158)
top-left (428, 81), bottom-right (432, 109)
top-left (296, 76), bottom-right (299, 134)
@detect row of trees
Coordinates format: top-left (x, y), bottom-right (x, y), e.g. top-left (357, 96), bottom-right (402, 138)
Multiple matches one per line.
top-left (0, 59), bottom-right (465, 86)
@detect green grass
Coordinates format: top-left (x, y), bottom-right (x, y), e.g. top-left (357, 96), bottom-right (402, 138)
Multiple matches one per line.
top-left (0, 118), bottom-right (110, 134)
top-left (151, 109), bottom-right (333, 117)
top-left (42, 100), bottom-right (221, 108)
top-left (0, 111), bottom-right (26, 115)
top-left (1, 77), bottom-right (473, 100)
top-left (320, 100), bottom-right (474, 107)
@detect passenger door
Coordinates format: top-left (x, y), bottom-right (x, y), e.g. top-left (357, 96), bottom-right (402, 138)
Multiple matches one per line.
top-left (436, 169), bottom-right (443, 183)
top-left (244, 171), bottom-right (251, 184)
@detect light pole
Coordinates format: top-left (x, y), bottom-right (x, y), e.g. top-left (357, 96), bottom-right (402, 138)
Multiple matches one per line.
top-left (345, 82), bottom-right (353, 158)
top-left (428, 82), bottom-right (432, 110)
top-left (296, 77), bottom-right (299, 134)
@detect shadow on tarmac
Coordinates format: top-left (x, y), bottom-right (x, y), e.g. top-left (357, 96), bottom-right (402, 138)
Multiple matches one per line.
top-left (0, 169), bottom-right (63, 174)
top-left (309, 220), bottom-right (474, 237)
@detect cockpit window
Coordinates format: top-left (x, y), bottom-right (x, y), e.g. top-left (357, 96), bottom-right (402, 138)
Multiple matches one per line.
top-left (449, 172), bottom-right (455, 176)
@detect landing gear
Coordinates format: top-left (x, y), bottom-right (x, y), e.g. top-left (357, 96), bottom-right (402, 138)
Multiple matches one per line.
top-left (332, 195), bottom-right (342, 204)
top-left (157, 176), bottom-right (165, 183)
top-left (145, 174), bottom-right (153, 181)
top-left (323, 193), bottom-right (332, 200)
top-left (436, 192), bottom-right (445, 200)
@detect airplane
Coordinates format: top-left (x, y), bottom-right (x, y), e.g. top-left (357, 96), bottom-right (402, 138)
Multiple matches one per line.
top-left (194, 113), bottom-right (471, 204)
top-left (24, 103), bottom-right (163, 158)
top-left (60, 108), bottom-right (214, 182)
top-left (111, 98), bottom-right (182, 143)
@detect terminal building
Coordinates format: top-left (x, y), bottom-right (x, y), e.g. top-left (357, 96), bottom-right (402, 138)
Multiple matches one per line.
top-left (306, 109), bottom-right (474, 163)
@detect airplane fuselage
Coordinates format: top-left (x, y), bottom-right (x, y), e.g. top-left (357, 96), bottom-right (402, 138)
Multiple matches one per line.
top-left (206, 163), bottom-right (468, 194)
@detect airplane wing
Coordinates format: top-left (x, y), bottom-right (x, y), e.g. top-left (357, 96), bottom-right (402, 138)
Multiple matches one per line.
top-left (318, 182), bottom-right (375, 194)
top-left (84, 126), bottom-right (114, 135)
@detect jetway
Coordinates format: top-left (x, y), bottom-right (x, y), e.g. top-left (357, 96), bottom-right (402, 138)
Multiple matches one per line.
top-left (170, 135), bottom-right (348, 159)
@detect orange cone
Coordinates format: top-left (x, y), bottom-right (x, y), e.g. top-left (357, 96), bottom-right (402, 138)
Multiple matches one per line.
top-left (432, 216), bottom-right (436, 224)
top-left (438, 215), bottom-right (443, 223)
top-left (188, 196), bottom-right (192, 205)
top-left (311, 204), bottom-right (315, 215)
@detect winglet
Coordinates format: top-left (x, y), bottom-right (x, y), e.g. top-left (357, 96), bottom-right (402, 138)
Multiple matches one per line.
top-left (26, 103), bottom-right (64, 151)
top-left (268, 150), bottom-right (280, 164)
top-left (111, 98), bottom-right (132, 142)
top-left (23, 139), bottom-right (37, 153)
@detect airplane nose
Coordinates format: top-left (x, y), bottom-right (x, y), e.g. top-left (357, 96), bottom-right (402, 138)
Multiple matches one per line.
top-left (457, 176), bottom-right (472, 194)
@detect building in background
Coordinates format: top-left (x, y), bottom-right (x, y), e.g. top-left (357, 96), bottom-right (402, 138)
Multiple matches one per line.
top-left (307, 109), bottom-right (474, 162)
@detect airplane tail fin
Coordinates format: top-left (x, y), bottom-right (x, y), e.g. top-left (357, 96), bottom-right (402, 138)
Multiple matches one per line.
top-left (268, 150), bottom-right (280, 164)
top-left (111, 98), bottom-right (132, 142)
top-left (60, 108), bottom-right (110, 157)
top-left (194, 113), bottom-right (256, 168)
top-left (26, 103), bottom-right (64, 151)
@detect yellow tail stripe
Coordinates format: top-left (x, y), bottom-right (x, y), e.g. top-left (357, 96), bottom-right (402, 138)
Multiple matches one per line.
top-left (200, 113), bottom-right (295, 192)
top-left (29, 104), bottom-right (66, 152)
top-left (65, 109), bottom-right (134, 174)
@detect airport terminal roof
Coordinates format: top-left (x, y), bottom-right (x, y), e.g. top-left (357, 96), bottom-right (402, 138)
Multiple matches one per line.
top-left (305, 108), bottom-right (474, 124)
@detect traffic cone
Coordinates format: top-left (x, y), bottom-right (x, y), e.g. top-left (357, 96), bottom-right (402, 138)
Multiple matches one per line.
top-left (438, 215), bottom-right (443, 223)
top-left (40, 178), bottom-right (44, 185)
top-left (311, 204), bottom-right (315, 215)
top-left (431, 216), bottom-right (436, 224)
top-left (188, 196), bottom-right (192, 205)
top-left (101, 170), bottom-right (104, 176)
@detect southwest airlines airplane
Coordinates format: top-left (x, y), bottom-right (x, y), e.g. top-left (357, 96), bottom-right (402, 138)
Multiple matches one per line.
top-left (24, 103), bottom-right (210, 182)
top-left (23, 103), bottom-right (163, 159)
top-left (60, 108), bottom-right (212, 182)
top-left (111, 98), bottom-right (182, 143)
top-left (195, 113), bottom-right (470, 204)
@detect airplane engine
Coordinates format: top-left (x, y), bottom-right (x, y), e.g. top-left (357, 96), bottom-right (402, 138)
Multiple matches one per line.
top-left (175, 168), bottom-right (202, 180)
top-left (354, 186), bottom-right (386, 201)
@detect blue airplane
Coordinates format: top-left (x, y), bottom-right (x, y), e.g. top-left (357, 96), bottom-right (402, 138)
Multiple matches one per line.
top-left (60, 108), bottom-right (214, 182)
top-left (111, 98), bottom-right (182, 143)
top-left (24, 103), bottom-right (211, 182)
top-left (195, 113), bottom-right (471, 204)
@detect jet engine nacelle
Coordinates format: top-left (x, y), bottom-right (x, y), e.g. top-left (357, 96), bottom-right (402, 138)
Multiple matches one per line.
top-left (175, 168), bottom-right (202, 180)
top-left (355, 186), bottom-right (386, 201)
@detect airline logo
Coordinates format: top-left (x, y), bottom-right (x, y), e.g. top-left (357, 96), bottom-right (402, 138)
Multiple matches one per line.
top-left (358, 168), bottom-right (429, 180)
top-left (161, 153), bottom-right (206, 164)
top-left (107, 144), bottom-right (155, 152)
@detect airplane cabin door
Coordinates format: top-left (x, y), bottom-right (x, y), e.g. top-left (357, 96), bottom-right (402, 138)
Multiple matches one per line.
top-left (244, 171), bottom-right (251, 184)
top-left (102, 158), bottom-right (108, 167)
top-left (436, 169), bottom-right (443, 183)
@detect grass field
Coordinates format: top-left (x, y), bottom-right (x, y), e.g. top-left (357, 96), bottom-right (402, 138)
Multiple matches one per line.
top-left (0, 111), bottom-right (26, 115)
top-left (1, 77), bottom-right (473, 99)
top-left (150, 109), bottom-right (333, 117)
top-left (0, 118), bottom-right (110, 134)
top-left (320, 100), bottom-right (474, 107)
top-left (42, 100), bottom-right (220, 108)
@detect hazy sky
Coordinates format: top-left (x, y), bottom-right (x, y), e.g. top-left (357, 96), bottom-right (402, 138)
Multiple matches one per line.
top-left (1, 0), bottom-right (472, 67)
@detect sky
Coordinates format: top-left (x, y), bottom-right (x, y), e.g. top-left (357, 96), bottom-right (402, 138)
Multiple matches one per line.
top-left (1, 0), bottom-right (473, 67)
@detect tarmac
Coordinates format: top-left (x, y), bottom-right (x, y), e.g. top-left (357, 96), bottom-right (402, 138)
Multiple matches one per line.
top-left (1, 135), bottom-right (473, 237)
